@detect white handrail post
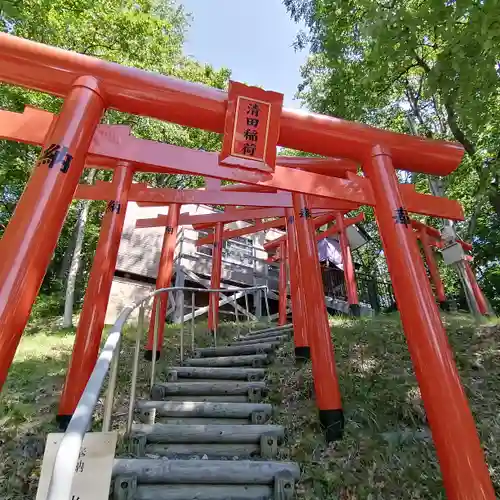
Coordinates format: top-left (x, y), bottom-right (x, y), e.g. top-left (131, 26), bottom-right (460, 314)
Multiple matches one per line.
top-left (150, 298), bottom-right (161, 390)
top-left (179, 289), bottom-right (185, 364)
top-left (191, 291), bottom-right (196, 352)
top-left (127, 303), bottom-right (144, 435)
top-left (102, 338), bottom-right (120, 432)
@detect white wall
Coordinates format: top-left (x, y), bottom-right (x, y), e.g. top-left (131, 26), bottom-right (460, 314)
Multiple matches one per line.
top-left (105, 276), bottom-right (154, 324)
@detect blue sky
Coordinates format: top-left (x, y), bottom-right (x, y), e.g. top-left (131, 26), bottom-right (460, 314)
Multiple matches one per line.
top-left (179, 0), bottom-right (308, 109)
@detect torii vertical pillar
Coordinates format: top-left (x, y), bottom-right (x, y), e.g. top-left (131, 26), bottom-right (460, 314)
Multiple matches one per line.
top-left (278, 241), bottom-right (288, 326)
top-left (292, 194), bottom-right (344, 441)
top-left (0, 76), bottom-right (104, 391)
top-left (419, 229), bottom-right (448, 310)
top-left (335, 212), bottom-right (360, 316)
top-left (285, 209), bottom-right (309, 361)
top-left (464, 261), bottom-right (489, 316)
top-left (145, 203), bottom-right (181, 360)
top-left (365, 145), bottom-right (494, 499)
top-left (208, 222), bottom-right (224, 334)
top-left (57, 162), bottom-right (133, 427)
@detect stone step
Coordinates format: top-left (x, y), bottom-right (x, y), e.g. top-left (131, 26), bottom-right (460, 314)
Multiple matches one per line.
top-left (135, 401), bottom-right (273, 421)
top-left (112, 459), bottom-right (300, 485)
top-left (160, 378), bottom-right (264, 385)
top-left (184, 353), bottom-right (273, 368)
top-left (131, 423), bottom-right (285, 444)
top-left (158, 395), bottom-right (250, 403)
top-left (194, 343), bottom-right (277, 358)
top-left (239, 330), bottom-right (292, 342)
top-left (142, 442), bottom-right (260, 459)
top-left (125, 483), bottom-right (274, 500)
top-left (164, 366), bottom-right (266, 381)
top-left (152, 417), bottom-right (251, 425)
top-left (232, 336), bottom-right (286, 346)
top-left (151, 381), bottom-right (267, 400)
top-left (247, 324), bottom-right (293, 336)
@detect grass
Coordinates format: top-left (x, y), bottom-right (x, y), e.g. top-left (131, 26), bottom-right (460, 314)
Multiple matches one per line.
top-left (1, 313), bottom-right (500, 499)
top-left (268, 313), bottom-right (500, 499)
top-left (0, 317), bottom-right (76, 498)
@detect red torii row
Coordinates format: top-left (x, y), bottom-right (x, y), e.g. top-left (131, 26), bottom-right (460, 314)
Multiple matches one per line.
top-left (1, 103), bottom-right (463, 419)
top-left (135, 204), bottom-right (363, 351)
top-left (0, 107), bottom-right (482, 490)
top-left (411, 220), bottom-right (489, 315)
top-left (0, 32), bottom-right (494, 497)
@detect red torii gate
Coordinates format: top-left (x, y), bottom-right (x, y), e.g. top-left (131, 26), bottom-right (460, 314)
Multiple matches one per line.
top-left (77, 176), bottom-right (355, 359)
top-left (411, 219), bottom-right (448, 307)
top-left (411, 219), bottom-right (489, 315)
top-left (164, 206), bottom-right (344, 354)
top-left (264, 241), bottom-right (290, 326)
top-left (137, 204), bottom-right (346, 356)
top-left (194, 211), bottom-right (342, 335)
top-left (133, 189), bottom-right (353, 353)
top-left (0, 33), bottom-right (494, 497)
top-left (265, 212), bottom-right (366, 315)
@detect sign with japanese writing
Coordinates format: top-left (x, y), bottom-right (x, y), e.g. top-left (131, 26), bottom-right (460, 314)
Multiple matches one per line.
top-left (220, 81), bottom-right (283, 175)
top-left (36, 432), bottom-right (117, 500)
top-left (38, 143), bottom-right (73, 173)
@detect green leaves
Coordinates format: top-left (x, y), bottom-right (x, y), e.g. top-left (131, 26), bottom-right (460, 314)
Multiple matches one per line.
top-left (0, 0), bottom-right (230, 300)
top-left (284, 0), bottom-right (500, 306)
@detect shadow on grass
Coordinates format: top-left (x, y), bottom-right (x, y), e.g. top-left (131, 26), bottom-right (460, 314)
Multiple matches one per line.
top-left (268, 312), bottom-right (500, 499)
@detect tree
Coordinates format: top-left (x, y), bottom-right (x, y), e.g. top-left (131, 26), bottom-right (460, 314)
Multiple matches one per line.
top-left (283, 0), bottom-right (500, 307)
top-left (0, 0), bottom-right (231, 317)
top-left (62, 170), bottom-right (96, 327)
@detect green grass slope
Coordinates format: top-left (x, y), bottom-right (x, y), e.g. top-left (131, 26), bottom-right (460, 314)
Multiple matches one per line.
top-left (269, 314), bottom-right (500, 499)
top-left (1, 314), bottom-right (499, 499)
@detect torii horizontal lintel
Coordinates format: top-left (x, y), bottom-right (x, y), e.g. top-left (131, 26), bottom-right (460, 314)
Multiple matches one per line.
top-left (76, 176), bottom-right (463, 221)
top-left (136, 208), bottom-right (331, 229)
top-left (411, 219), bottom-right (442, 240)
top-left (194, 211), bottom-right (339, 246)
top-left (196, 218), bottom-right (288, 246)
top-left (76, 182), bottom-right (361, 210)
top-left (0, 34), bottom-right (464, 175)
top-left (1, 107), bottom-right (464, 221)
top-left (411, 218), bottom-right (473, 252)
top-left (264, 212), bottom-right (366, 250)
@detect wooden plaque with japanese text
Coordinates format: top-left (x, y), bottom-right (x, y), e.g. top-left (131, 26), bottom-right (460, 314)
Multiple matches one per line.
top-left (220, 81), bottom-right (283, 176)
top-left (36, 432), bottom-right (117, 500)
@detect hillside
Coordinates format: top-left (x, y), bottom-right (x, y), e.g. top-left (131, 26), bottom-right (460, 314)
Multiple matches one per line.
top-left (270, 314), bottom-right (500, 498)
top-left (0, 313), bottom-right (498, 498)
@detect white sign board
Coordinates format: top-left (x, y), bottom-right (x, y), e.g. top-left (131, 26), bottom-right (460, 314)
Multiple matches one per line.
top-left (442, 242), bottom-right (465, 265)
top-left (36, 432), bottom-right (117, 500)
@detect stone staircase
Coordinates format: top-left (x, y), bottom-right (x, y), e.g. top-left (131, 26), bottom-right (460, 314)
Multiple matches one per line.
top-left (112, 325), bottom-right (299, 500)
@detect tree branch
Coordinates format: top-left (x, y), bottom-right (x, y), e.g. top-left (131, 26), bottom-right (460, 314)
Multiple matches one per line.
top-left (404, 81), bottom-right (433, 138)
top-left (377, 63), bottom-right (419, 96)
top-left (412, 51), bottom-right (432, 73)
top-left (444, 100), bottom-right (476, 156)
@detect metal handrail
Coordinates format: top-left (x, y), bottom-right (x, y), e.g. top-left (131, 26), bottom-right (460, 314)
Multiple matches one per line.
top-left (45, 284), bottom-right (269, 500)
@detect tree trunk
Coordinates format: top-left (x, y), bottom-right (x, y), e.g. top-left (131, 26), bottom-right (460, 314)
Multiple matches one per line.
top-left (488, 185), bottom-right (500, 220)
top-left (58, 222), bottom-right (79, 279)
top-left (62, 169), bottom-right (96, 328)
